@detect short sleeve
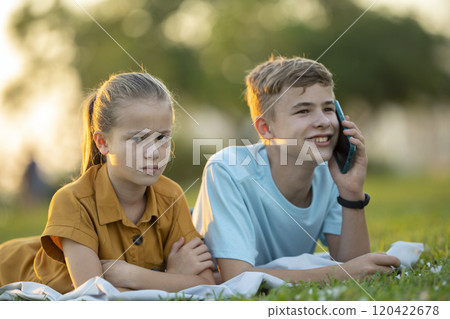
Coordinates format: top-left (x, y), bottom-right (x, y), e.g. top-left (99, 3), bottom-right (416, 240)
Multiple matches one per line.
top-left (41, 188), bottom-right (99, 263)
top-left (162, 193), bottom-right (201, 262)
top-left (193, 163), bottom-right (258, 266)
top-left (319, 183), bottom-right (342, 246)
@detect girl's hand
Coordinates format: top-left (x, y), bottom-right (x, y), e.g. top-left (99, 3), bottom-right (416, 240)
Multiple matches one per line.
top-left (329, 116), bottom-right (368, 201)
top-left (166, 237), bottom-right (214, 275)
top-left (101, 259), bottom-right (133, 288)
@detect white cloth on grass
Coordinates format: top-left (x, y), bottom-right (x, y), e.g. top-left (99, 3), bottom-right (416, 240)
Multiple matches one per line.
top-left (0, 241), bottom-right (423, 301)
top-left (0, 272), bottom-right (284, 301)
top-left (386, 241), bottom-right (424, 268)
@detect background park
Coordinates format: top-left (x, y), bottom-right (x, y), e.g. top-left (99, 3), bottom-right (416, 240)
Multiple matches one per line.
top-left (0, 0), bottom-right (448, 300)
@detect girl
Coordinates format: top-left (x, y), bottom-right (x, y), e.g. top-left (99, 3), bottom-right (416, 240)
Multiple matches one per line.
top-left (0, 72), bottom-right (215, 293)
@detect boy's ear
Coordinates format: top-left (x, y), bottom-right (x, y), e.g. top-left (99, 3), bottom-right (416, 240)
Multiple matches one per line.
top-left (93, 131), bottom-right (109, 155)
top-left (254, 116), bottom-right (274, 140)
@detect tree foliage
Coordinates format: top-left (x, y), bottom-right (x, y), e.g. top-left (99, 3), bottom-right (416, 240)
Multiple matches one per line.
top-left (3, 0), bottom-right (450, 182)
top-left (4, 0), bottom-right (449, 114)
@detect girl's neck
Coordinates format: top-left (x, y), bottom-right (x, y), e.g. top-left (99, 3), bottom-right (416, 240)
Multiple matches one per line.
top-left (106, 164), bottom-right (148, 224)
top-left (266, 144), bottom-right (316, 208)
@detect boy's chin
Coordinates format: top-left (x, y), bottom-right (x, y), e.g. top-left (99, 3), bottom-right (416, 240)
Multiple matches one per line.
top-left (317, 151), bottom-right (333, 163)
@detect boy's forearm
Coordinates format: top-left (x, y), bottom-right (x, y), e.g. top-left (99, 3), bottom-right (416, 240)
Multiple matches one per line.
top-left (218, 258), bottom-right (353, 284)
top-left (335, 207), bottom-right (370, 261)
top-left (248, 265), bottom-right (351, 284)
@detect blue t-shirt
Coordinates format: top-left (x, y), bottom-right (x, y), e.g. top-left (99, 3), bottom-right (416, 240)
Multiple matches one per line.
top-left (192, 143), bottom-right (342, 267)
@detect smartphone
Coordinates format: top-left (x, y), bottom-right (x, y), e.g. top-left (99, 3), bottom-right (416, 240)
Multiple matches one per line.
top-left (333, 100), bottom-right (356, 174)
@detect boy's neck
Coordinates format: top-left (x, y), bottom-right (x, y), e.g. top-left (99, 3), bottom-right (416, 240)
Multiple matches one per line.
top-left (266, 145), bottom-right (316, 208)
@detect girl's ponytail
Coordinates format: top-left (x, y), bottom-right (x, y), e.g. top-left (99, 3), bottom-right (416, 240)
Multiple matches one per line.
top-left (81, 93), bottom-right (105, 174)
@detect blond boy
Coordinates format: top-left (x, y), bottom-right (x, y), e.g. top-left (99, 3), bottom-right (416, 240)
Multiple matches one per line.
top-left (193, 56), bottom-right (400, 283)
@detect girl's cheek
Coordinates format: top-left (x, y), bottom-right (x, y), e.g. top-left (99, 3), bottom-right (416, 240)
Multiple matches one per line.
top-left (108, 154), bottom-right (120, 166)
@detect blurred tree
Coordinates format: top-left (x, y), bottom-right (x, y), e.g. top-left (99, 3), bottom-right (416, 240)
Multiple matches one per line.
top-left (4, 0), bottom-right (449, 114)
top-left (3, 0), bottom-right (450, 183)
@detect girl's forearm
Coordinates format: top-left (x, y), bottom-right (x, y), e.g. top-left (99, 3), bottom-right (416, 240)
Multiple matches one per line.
top-left (124, 264), bottom-right (214, 291)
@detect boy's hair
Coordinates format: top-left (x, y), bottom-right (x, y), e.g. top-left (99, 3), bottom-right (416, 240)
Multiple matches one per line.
top-left (245, 56), bottom-right (334, 123)
top-left (81, 72), bottom-right (173, 174)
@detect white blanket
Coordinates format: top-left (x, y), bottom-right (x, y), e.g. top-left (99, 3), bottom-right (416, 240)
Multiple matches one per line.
top-left (0, 241), bottom-right (423, 301)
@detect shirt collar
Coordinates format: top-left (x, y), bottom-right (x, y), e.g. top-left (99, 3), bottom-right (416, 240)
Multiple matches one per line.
top-left (95, 165), bottom-right (158, 226)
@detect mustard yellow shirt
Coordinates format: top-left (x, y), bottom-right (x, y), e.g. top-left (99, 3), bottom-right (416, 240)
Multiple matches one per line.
top-left (0, 164), bottom-right (200, 293)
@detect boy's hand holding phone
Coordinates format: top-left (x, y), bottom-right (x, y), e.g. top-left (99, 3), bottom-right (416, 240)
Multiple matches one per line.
top-left (329, 101), bottom-right (368, 202)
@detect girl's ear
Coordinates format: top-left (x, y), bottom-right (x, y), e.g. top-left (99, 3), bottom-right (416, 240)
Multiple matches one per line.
top-left (254, 116), bottom-right (274, 140)
top-left (93, 131), bottom-right (109, 155)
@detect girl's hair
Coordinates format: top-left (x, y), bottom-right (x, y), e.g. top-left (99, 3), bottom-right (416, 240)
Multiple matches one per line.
top-left (81, 72), bottom-right (173, 174)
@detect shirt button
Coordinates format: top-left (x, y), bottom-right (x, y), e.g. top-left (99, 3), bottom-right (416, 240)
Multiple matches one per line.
top-left (132, 234), bottom-right (143, 245)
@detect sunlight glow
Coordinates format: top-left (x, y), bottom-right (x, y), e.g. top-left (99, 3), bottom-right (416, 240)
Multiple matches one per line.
top-left (0, 1), bottom-right (81, 194)
top-left (0, 1), bottom-right (23, 194)
top-left (355, 0), bottom-right (450, 37)
top-left (163, 0), bottom-right (214, 48)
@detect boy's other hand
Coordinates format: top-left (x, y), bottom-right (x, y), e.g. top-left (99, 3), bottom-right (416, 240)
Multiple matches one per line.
top-left (341, 253), bottom-right (401, 279)
top-left (167, 237), bottom-right (214, 275)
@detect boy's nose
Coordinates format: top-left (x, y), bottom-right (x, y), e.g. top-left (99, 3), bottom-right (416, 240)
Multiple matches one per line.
top-left (313, 111), bottom-right (331, 128)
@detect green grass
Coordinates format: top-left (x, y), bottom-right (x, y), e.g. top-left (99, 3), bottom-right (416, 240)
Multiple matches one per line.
top-left (0, 203), bottom-right (49, 243)
top-left (364, 172), bottom-right (450, 252)
top-left (1, 172), bottom-right (448, 300)
top-left (231, 244), bottom-right (448, 301)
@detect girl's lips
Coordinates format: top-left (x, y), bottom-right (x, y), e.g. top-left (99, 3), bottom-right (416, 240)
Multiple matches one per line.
top-left (142, 166), bottom-right (158, 169)
top-left (141, 166), bottom-right (159, 174)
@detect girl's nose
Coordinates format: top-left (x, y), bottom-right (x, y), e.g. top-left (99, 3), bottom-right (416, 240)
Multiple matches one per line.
top-left (144, 143), bottom-right (160, 160)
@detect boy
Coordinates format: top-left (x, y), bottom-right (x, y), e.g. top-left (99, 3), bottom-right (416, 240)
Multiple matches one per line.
top-left (192, 56), bottom-right (400, 283)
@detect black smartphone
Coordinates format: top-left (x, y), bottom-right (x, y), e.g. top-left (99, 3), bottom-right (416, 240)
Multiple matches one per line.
top-left (333, 100), bottom-right (356, 174)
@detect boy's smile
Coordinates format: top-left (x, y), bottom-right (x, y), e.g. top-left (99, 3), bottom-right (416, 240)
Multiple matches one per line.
top-left (267, 83), bottom-right (339, 164)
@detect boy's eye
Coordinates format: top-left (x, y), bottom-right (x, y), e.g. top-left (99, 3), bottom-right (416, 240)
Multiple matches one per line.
top-left (294, 109), bottom-right (308, 115)
top-left (324, 102), bottom-right (336, 112)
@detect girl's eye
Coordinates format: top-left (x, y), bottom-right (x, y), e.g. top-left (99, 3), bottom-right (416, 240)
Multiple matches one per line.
top-left (324, 107), bottom-right (335, 112)
top-left (128, 133), bottom-right (170, 143)
top-left (295, 109), bottom-right (308, 115)
top-left (156, 134), bottom-right (169, 142)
